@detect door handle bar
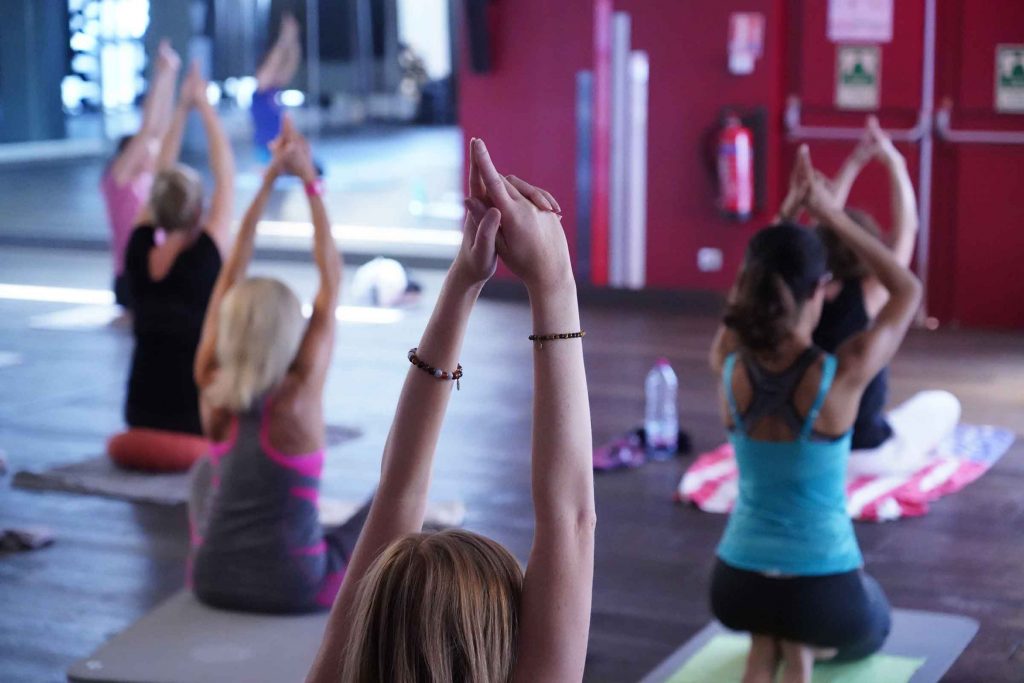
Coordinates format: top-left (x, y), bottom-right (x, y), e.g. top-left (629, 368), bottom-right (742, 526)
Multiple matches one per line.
top-left (935, 101), bottom-right (1024, 145)
top-left (784, 96), bottom-right (930, 142)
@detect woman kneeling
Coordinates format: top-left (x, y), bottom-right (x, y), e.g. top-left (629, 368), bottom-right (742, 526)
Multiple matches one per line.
top-left (709, 146), bottom-right (921, 682)
top-left (188, 119), bottom-right (359, 613)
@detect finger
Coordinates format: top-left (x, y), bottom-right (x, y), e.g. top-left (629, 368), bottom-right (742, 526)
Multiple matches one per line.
top-left (502, 176), bottom-right (524, 201)
top-left (471, 138), bottom-right (513, 206)
top-left (464, 197), bottom-right (488, 224)
top-left (505, 175), bottom-right (553, 212)
top-left (280, 114), bottom-right (296, 140)
top-left (539, 188), bottom-right (562, 214)
top-left (473, 207), bottom-right (501, 255)
top-left (467, 138), bottom-right (486, 199)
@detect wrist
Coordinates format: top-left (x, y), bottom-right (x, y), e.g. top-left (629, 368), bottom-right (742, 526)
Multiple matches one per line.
top-left (526, 270), bottom-right (577, 300)
top-left (447, 263), bottom-right (487, 294)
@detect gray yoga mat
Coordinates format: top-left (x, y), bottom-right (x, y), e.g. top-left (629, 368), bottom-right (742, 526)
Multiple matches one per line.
top-left (67, 591), bottom-right (328, 683)
top-left (11, 424), bottom-right (362, 506)
top-left (640, 609), bottom-right (979, 683)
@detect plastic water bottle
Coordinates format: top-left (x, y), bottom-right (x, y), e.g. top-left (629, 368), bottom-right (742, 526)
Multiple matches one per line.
top-left (645, 358), bottom-right (679, 460)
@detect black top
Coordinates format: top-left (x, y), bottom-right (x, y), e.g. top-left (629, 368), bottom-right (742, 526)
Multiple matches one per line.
top-left (738, 347), bottom-right (822, 436)
top-left (123, 225), bottom-right (221, 435)
top-left (812, 278), bottom-right (893, 449)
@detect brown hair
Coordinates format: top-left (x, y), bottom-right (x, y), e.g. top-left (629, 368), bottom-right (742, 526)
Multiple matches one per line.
top-left (724, 223), bottom-right (827, 353)
top-left (150, 164), bottom-right (203, 232)
top-left (815, 207), bottom-right (883, 281)
top-left (340, 530), bottom-right (523, 683)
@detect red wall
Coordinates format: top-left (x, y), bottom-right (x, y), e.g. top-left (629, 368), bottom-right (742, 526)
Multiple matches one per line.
top-left (458, 0), bottom-right (787, 291)
top-left (614, 0), bottom-right (785, 290)
top-left (457, 1), bottom-right (594, 266)
top-left (457, 0), bottom-right (1024, 328)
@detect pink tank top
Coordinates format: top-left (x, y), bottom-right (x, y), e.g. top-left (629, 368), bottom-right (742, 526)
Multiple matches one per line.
top-left (101, 170), bottom-right (153, 274)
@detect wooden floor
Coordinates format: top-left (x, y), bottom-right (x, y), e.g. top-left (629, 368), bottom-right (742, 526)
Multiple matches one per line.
top-left (0, 248), bottom-right (1022, 682)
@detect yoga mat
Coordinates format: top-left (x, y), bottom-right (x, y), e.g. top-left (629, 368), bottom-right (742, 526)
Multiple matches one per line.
top-left (639, 609), bottom-right (978, 683)
top-left (67, 591), bottom-right (327, 683)
top-left (12, 424), bottom-right (362, 506)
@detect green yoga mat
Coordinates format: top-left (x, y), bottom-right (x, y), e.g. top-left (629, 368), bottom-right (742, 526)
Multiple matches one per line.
top-left (664, 633), bottom-right (922, 683)
top-left (640, 610), bottom-right (978, 683)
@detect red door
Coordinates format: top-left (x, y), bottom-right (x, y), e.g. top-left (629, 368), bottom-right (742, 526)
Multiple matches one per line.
top-left (932, 0), bottom-right (1024, 328)
top-left (782, 0), bottom-right (1024, 329)
top-left (781, 0), bottom-right (926, 264)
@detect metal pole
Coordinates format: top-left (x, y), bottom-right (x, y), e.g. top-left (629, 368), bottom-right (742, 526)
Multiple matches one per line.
top-left (916, 0), bottom-right (937, 322)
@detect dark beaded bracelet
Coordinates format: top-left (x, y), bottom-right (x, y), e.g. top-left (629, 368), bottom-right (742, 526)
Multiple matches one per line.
top-left (528, 330), bottom-right (586, 348)
top-left (408, 348), bottom-right (463, 390)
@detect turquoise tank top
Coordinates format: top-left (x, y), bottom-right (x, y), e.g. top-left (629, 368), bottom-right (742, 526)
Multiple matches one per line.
top-left (716, 352), bottom-right (863, 576)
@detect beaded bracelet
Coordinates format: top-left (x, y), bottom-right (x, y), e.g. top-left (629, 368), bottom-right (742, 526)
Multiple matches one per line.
top-left (408, 348), bottom-right (463, 390)
top-left (528, 330), bottom-right (586, 348)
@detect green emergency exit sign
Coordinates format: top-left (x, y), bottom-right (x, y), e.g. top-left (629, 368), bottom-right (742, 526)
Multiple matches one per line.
top-left (996, 45), bottom-right (1024, 113)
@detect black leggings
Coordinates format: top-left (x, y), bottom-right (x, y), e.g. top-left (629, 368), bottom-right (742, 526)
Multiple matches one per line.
top-left (710, 559), bottom-right (891, 661)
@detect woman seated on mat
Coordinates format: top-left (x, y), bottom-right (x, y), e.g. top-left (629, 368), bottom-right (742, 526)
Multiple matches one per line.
top-left (305, 138), bottom-right (595, 683)
top-left (187, 117), bottom-right (363, 614)
top-left (106, 64), bottom-right (235, 473)
top-left (778, 116), bottom-right (959, 477)
top-left (252, 12), bottom-right (302, 161)
top-left (101, 39), bottom-right (180, 311)
top-left (709, 145), bottom-right (921, 683)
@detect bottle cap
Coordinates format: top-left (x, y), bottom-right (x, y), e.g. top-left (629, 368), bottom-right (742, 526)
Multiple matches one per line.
top-left (657, 357), bottom-right (670, 366)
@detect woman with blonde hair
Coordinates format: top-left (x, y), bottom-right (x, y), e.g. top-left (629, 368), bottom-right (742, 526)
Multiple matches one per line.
top-left (306, 138), bottom-right (596, 682)
top-left (187, 118), bottom-right (358, 613)
top-left (106, 64), bottom-right (236, 472)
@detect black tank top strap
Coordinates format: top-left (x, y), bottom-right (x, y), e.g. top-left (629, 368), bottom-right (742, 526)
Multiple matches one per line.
top-left (738, 347), bottom-right (822, 436)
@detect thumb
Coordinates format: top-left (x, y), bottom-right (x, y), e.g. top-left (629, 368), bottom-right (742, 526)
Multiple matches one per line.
top-left (473, 207), bottom-right (501, 255)
top-left (281, 114), bottom-right (296, 139)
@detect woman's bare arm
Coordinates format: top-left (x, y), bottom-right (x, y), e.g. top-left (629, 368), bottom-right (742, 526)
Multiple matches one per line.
top-left (306, 147), bottom-right (501, 683)
top-left (187, 73), bottom-right (236, 255)
top-left (467, 139), bottom-right (596, 682)
top-left (110, 40), bottom-right (180, 185)
top-left (799, 146), bottom-right (921, 391)
top-left (283, 122), bottom-right (341, 390)
top-left (194, 162), bottom-right (277, 390)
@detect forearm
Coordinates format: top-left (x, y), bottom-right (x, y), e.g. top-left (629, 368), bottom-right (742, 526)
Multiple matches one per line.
top-left (307, 192), bottom-right (341, 301)
top-left (527, 279), bottom-right (594, 525)
top-left (139, 62), bottom-right (178, 139)
top-left (221, 173), bottom-right (273, 286)
top-left (884, 155), bottom-right (919, 265)
top-left (377, 268), bottom-right (480, 504)
top-left (831, 154), bottom-right (869, 207)
top-left (821, 208), bottom-right (918, 299)
top-left (156, 102), bottom-right (189, 171)
top-left (197, 102), bottom-right (234, 184)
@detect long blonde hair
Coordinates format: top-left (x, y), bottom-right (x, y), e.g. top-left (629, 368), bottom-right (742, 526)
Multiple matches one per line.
top-left (341, 530), bottom-right (523, 683)
top-left (205, 277), bottom-right (305, 412)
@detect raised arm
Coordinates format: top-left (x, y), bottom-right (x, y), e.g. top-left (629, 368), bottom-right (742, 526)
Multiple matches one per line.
top-left (870, 119), bottom-right (918, 268)
top-left (830, 120), bottom-right (879, 208)
top-left (154, 63), bottom-right (203, 172)
top-left (799, 146), bottom-right (921, 389)
top-left (280, 120), bottom-right (340, 388)
top-left (193, 142), bottom-right (282, 391)
top-left (468, 139), bottom-right (595, 682)
top-left (110, 40), bottom-right (180, 185)
top-left (189, 72), bottom-right (236, 254)
top-left (306, 144), bottom-right (501, 683)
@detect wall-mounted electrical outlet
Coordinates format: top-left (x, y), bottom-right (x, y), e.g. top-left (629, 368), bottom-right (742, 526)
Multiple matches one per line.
top-left (697, 247), bottom-right (723, 272)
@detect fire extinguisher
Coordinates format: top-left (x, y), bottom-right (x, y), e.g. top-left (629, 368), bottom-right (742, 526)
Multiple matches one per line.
top-left (717, 114), bottom-right (754, 222)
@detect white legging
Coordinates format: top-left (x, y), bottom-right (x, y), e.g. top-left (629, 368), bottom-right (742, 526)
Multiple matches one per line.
top-left (847, 390), bottom-right (961, 477)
